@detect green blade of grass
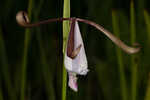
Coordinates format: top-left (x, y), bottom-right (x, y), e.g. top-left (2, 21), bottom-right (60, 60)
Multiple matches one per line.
top-left (130, 1), bottom-right (138, 100)
top-left (144, 10), bottom-right (150, 46)
top-left (20, 0), bottom-right (34, 100)
top-left (144, 74), bottom-right (150, 100)
top-left (112, 10), bottom-right (128, 100)
top-left (144, 10), bottom-right (150, 100)
top-left (130, 1), bottom-right (136, 44)
top-left (62, 0), bottom-right (70, 100)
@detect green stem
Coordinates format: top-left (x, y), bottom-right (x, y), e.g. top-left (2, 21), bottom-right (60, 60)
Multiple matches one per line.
top-left (144, 10), bottom-right (150, 46)
top-left (144, 74), bottom-right (150, 100)
top-left (20, 0), bottom-right (33, 100)
top-left (112, 10), bottom-right (128, 100)
top-left (130, 1), bottom-right (138, 100)
top-left (62, 0), bottom-right (70, 100)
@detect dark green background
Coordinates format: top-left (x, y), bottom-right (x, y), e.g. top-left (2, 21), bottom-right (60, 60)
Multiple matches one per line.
top-left (0, 0), bottom-right (150, 100)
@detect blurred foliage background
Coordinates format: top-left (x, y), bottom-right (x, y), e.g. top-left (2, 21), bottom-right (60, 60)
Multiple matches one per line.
top-left (0, 0), bottom-right (150, 100)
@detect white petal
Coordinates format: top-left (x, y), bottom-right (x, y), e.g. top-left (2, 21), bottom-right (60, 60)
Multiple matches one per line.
top-left (64, 21), bottom-right (89, 75)
top-left (68, 72), bottom-right (78, 92)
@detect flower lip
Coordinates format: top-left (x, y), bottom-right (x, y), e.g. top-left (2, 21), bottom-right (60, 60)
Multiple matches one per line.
top-left (68, 72), bottom-right (78, 92)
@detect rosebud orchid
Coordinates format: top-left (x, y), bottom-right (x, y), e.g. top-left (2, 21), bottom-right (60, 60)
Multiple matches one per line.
top-left (64, 19), bottom-right (89, 91)
top-left (16, 11), bottom-right (141, 92)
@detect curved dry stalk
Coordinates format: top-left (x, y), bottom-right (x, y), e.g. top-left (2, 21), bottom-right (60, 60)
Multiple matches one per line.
top-left (16, 11), bottom-right (70, 27)
top-left (76, 18), bottom-right (140, 54)
top-left (16, 11), bottom-right (140, 54)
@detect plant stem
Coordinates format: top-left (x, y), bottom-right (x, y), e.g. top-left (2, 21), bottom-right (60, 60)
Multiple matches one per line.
top-left (130, 1), bottom-right (138, 100)
top-left (144, 73), bottom-right (150, 100)
top-left (144, 10), bottom-right (150, 46)
top-left (62, 0), bottom-right (70, 100)
top-left (112, 10), bottom-right (128, 100)
top-left (20, 0), bottom-right (33, 100)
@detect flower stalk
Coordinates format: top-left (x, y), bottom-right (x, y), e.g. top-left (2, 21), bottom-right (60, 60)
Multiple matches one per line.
top-left (16, 12), bottom-right (140, 54)
top-left (20, 0), bottom-right (34, 100)
top-left (112, 10), bottom-right (128, 100)
top-left (130, 1), bottom-right (138, 100)
top-left (62, 0), bottom-right (70, 99)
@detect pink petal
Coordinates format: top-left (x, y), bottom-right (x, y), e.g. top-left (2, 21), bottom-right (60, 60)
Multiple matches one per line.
top-left (68, 72), bottom-right (78, 92)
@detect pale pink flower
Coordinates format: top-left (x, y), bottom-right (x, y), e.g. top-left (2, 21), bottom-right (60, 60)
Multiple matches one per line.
top-left (64, 20), bottom-right (89, 91)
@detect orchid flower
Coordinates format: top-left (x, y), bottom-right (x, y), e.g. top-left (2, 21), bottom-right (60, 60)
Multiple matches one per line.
top-left (16, 11), bottom-right (140, 92)
top-left (64, 19), bottom-right (88, 91)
